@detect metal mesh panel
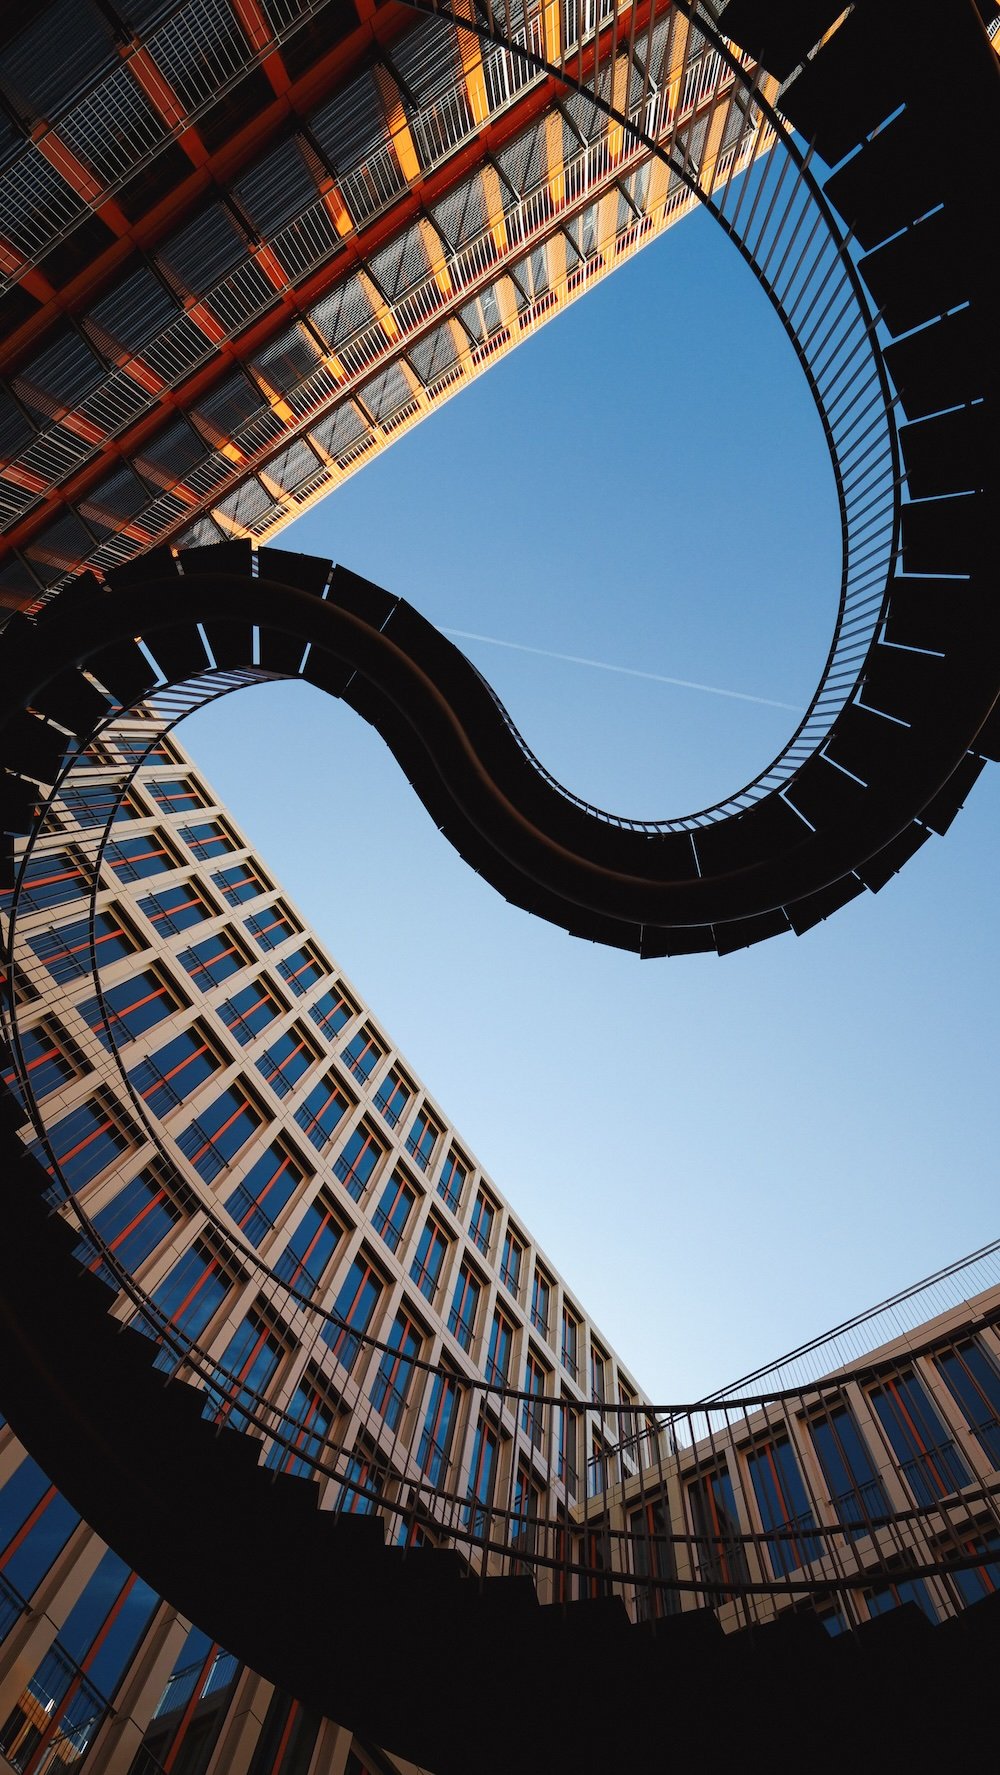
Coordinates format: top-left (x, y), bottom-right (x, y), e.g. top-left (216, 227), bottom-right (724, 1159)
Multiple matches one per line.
top-left (215, 477), bottom-right (274, 523)
top-left (146, 0), bottom-right (253, 112)
top-left (14, 330), bottom-right (106, 417)
top-left (308, 277), bottom-right (377, 350)
top-left (24, 512), bottom-right (97, 582)
top-left (156, 202), bottom-right (248, 297)
top-left (308, 401), bottom-right (367, 457)
top-left (431, 172), bottom-right (490, 250)
top-left (78, 466), bottom-right (150, 533)
top-left (56, 66), bottom-right (166, 189)
top-left (252, 326), bottom-right (322, 393)
top-left (0, 149), bottom-right (85, 260)
top-left (0, 0), bottom-right (116, 124)
top-left (134, 417), bottom-right (212, 483)
top-left (0, 393), bottom-right (33, 461)
top-left (192, 370), bottom-right (268, 441)
top-left (260, 439), bottom-right (322, 492)
top-left (310, 71), bottom-right (389, 172)
top-left (495, 122), bottom-right (547, 198)
top-left (85, 267), bottom-right (182, 357)
top-left (367, 225), bottom-right (432, 304)
top-left (233, 137), bottom-right (321, 235)
top-left (406, 323), bottom-right (460, 384)
top-left (357, 362), bottom-right (412, 424)
top-left (174, 515), bottom-right (226, 549)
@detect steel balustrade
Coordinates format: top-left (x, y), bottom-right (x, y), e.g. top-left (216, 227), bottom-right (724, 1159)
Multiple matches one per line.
top-left (3, 659), bottom-right (1000, 1633)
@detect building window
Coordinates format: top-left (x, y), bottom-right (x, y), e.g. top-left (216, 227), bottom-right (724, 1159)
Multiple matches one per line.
top-left (179, 929), bottom-right (247, 991)
top-left (333, 1124), bottom-right (384, 1200)
top-left (276, 946), bottom-right (324, 997)
top-left (373, 1068), bottom-right (411, 1128)
top-left (590, 1344), bottom-right (607, 1407)
top-left (147, 1241), bottom-right (228, 1347)
top-left (178, 819), bottom-right (237, 858)
top-left (147, 776), bottom-right (207, 814)
top-left (512, 1464), bottom-right (543, 1572)
top-left (105, 829), bottom-right (177, 881)
top-left (948, 1530), bottom-right (1000, 1606)
top-left (0, 1551), bottom-right (157, 1774)
top-left (225, 1144), bottom-right (304, 1248)
top-left (81, 1171), bottom-right (181, 1283)
top-left (177, 1085), bottom-right (261, 1181)
top-left (139, 881), bottom-right (211, 936)
top-left (2, 848), bottom-right (86, 916)
top-left (370, 1312), bottom-right (421, 1430)
top-left (60, 782), bottom-right (139, 826)
top-left (256, 1027), bottom-right (318, 1099)
top-left (405, 1108), bottom-right (440, 1173)
top-left (1, 1457), bottom-right (81, 1613)
top-left (745, 1438), bottom-right (822, 1576)
top-left (309, 984), bottom-right (356, 1041)
top-left (29, 908), bottom-right (136, 983)
top-left (245, 1691), bottom-right (321, 1775)
top-left (417, 1372), bottom-right (457, 1484)
top-left (274, 1198), bottom-right (342, 1298)
top-left (522, 1353), bottom-right (547, 1449)
top-left (294, 1073), bottom-right (350, 1151)
top-left (136, 1628), bottom-right (240, 1775)
top-left (869, 1369), bottom-right (971, 1506)
top-left (335, 1445), bottom-right (381, 1516)
top-left (587, 1437), bottom-right (609, 1499)
top-left (437, 1148), bottom-right (466, 1213)
top-left (203, 1314), bottom-right (283, 1432)
top-left (629, 1500), bottom-right (678, 1620)
top-left (81, 969), bottom-right (179, 1048)
top-left (129, 1025), bottom-right (218, 1117)
top-left (469, 1190), bottom-right (495, 1257)
top-left (561, 1307), bottom-right (580, 1379)
top-left (372, 1172), bottom-right (416, 1253)
top-left (556, 1400), bottom-right (577, 1497)
top-left (687, 1465), bottom-right (749, 1590)
top-left (266, 1380), bottom-right (332, 1478)
top-left (500, 1228), bottom-right (523, 1298)
top-left (342, 1026), bottom-right (383, 1083)
top-left (463, 1420), bottom-right (498, 1535)
top-left (212, 861), bottom-right (268, 905)
top-left (530, 1269), bottom-right (551, 1339)
top-left (323, 1256), bottom-right (382, 1371)
top-left (47, 1097), bottom-right (131, 1193)
top-left (245, 904), bottom-right (299, 952)
top-left (935, 1339), bottom-right (1000, 1469)
top-left (809, 1406), bottom-right (889, 1536)
top-left (410, 1219), bottom-right (449, 1301)
top-left (486, 1312), bottom-right (514, 1386)
top-left (219, 977), bottom-right (283, 1045)
top-left (114, 736), bottom-right (178, 767)
top-left (865, 1575), bottom-right (936, 1624)
top-left (448, 1263), bottom-right (481, 1352)
top-left (1, 1021), bottom-right (75, 1104)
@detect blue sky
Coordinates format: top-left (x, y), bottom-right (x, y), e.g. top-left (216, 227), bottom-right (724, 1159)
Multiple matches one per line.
top-left (183, 201), bottom-right (999, 1402)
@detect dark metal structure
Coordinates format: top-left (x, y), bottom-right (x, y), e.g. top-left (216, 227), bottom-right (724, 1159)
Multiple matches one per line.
top-left (0, 0), bottom-right (998, 1769)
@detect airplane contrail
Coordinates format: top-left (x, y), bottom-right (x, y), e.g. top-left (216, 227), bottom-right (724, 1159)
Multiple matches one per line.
top-left (441, 628), bottom-right (801, 712)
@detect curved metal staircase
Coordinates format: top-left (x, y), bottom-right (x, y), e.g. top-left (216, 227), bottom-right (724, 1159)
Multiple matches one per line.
top-left (0, 1), bottom-right (998, 1768)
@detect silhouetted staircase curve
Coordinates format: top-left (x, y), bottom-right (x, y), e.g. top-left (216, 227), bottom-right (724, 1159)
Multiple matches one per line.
top-left (1, 3), bottom-right (999, 1768)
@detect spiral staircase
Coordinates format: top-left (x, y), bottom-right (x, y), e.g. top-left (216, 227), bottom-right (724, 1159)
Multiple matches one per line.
top-left (0, 1), bottom-right (998, 1769)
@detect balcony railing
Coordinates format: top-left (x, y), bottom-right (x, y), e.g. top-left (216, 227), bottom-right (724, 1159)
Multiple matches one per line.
top-left (6, 691), bottom-right (1000, 1641)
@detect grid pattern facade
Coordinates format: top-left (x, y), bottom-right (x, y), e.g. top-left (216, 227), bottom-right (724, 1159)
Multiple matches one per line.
top-left (3, 717), bottom-right (1000, 1773)
top-left (0, 0), bottom-right (775, 605)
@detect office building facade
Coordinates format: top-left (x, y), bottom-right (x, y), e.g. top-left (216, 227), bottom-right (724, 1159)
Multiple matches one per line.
top-left (3, 707), bottom-right (1000, 1774)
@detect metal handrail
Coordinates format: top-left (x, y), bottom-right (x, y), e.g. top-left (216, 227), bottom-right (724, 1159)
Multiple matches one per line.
top-left (5, 696), bottom-right (1000, 1632)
